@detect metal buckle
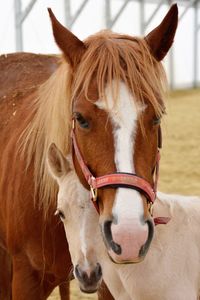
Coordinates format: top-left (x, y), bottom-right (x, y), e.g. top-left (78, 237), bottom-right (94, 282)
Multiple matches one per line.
top-left (72, 118), bottom-right (75, 130)
top-left (148, 202), bottom-right (153, 217)
top-left (90, 186), bottom-right (98, 201)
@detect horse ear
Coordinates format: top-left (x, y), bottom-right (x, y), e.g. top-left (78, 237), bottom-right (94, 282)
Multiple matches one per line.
top-left (48, 8), bottom-right (86, 68)
top-left (145, 4), bottom-right (178, 61)
top-left (47, 143), bottom-right (70, 180)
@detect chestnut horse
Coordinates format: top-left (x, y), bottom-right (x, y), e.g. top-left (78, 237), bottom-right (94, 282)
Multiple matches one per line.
top-left (0, 3), bottom-right (177, 299)
top-left (45, 4), bottom-right (177, 264)
top-left (0, 31), bottom-right (113, 300)
top-left (0, 247), bottom-right (12, 299)
top-left (47, 143), bottom-right (200, 300)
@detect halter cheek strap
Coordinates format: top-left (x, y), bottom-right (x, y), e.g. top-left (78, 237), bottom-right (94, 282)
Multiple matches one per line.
top-left (71, 120), bottom-right (170, 226)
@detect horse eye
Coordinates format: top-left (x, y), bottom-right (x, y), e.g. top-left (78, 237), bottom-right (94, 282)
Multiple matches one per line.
top-left (153, 117), bottom-right (161, 125)
top-left (55, 209), bottom-right (65, 220)
top-left (74, 113), bottom-right (89, 129)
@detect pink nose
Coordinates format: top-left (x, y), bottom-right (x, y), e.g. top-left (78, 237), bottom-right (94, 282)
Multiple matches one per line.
top-left (102, 218), bottom-right (153, 263)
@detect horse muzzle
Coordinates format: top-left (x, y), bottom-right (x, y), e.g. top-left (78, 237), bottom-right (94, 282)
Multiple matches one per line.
top-left (101, 217), bottom-right (154, 264)
top-left (74, 263), bottom-right (102, 293)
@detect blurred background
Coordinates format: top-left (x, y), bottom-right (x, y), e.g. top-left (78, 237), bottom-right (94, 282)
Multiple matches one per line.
top-left (1, 1), bottom-right (199, 299)
top-left (1, 0), bottom-right (200, 88)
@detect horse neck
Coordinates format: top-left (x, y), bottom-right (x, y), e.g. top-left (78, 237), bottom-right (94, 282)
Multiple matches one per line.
top-left (156, 191), bottom-right (200, 221)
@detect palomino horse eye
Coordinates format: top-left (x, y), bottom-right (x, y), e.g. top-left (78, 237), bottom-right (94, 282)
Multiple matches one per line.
top-left (55, 209), bottom-right (65, 220)
top-left (74, 112), bottom-right (89, 129)
top-left (153, 117), bottom-right (161, 125)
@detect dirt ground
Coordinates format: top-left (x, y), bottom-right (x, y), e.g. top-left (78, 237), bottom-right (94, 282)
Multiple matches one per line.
top-left (159, 89), bottom-right (200, 196)
top-left (49, 89), bottom-right (200, 300)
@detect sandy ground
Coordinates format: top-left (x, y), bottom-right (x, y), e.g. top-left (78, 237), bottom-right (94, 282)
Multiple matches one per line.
top-left (50, 282), bottom-right (97, 300)
top-left (159, 89), bottom-right (200, 196)
top-left (48, 89), bottom-right (200, 300)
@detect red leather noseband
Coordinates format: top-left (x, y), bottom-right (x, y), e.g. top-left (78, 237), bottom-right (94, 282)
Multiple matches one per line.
top-left (71, 120), bottom-right (169, 226)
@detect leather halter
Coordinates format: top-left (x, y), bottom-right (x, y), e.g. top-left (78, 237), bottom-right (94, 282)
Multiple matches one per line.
top-left (71, 119), bottom-right (170, 225)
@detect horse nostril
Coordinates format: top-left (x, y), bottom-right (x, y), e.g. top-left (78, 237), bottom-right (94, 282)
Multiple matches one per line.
top-left (75, 264), bottom-right (88, 281)
top-left (95, 263), bottom-right (102, 280)
top-left (139, 219), bottom-right (154, 257)
top-left (110, 240), bottom-right (121, 255)
top-left (75, 263), bottom-right (102, 285)
top-left (75, 264), bottom-right (81, 280)
top-left (102, 220), bottom-right (122, 255)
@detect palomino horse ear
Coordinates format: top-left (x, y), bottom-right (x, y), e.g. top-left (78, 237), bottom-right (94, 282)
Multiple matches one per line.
top-left (145, 4), bottom-right (178, 61)
top-left (47, 143), bottom-right (71, 180)
top-left (48, 8), bottom-right (86, 68)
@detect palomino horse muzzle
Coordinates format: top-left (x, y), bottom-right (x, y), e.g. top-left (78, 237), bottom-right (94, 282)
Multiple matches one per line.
top-left (71, 119), bottom-right (170, 226)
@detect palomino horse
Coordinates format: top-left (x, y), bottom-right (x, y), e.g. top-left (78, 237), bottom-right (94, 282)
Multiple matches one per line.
top-left (0, 3), bottom-right (177, 299)
top-left (47, 144), bottom-right (200, 300)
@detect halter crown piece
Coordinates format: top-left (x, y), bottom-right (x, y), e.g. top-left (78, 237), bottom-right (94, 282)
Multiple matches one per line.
top-left (71, 119), bottom-right (170, 226)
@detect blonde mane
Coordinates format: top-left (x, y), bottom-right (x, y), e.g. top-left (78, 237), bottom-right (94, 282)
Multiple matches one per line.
top-left (20, 30), bottom-right (167, 214)
top-left (20, 59), bottom-right (73, 212)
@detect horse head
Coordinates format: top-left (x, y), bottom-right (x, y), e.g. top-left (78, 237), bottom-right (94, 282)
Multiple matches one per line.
top-left (48, 4), bottom-right (178, 264)
top-left (47, 143), bottom-right (103, 293)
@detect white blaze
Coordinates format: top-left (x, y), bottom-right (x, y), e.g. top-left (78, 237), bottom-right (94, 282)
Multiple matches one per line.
top-left (96, 81), bottom-right (145, 221)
